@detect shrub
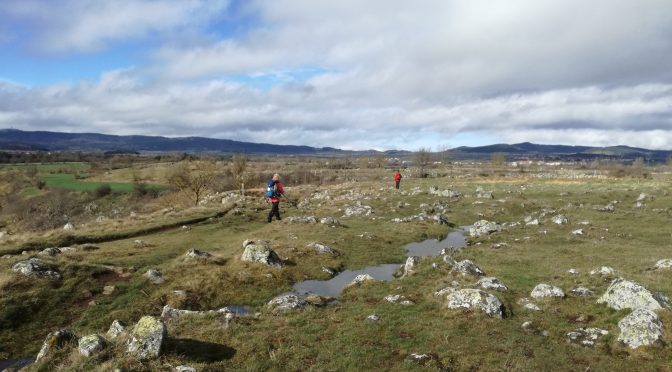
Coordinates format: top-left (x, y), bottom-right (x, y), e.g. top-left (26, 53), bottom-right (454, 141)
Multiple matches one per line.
top-left (94, 184), bottom-right (112, 197)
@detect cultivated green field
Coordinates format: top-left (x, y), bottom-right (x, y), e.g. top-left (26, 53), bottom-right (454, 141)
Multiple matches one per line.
top-left (1, 163), bottom-right (672, 371)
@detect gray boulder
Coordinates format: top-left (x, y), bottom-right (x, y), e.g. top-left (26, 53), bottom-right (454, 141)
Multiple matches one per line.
top-left (450, 259), bottom-right (485, 276)
top-left (654, 259), bottom-right (672, 269)
top-left (185, 249), bottom-right (211, 259)
top-left (12, 258), bottom-right (61, 281)
top-left (347, 274), bottom-right (376, 287)
top-left (145, 269), bottom-right (164, 284)
top-left (590, 266), bottom-right (615, 276)
top-left (476, 277), bottom-right (508, 292)
top-left (127, 316), bottom-right (167, 361)
top-left (286, 216), bottom-right (318, 224)
top-left (241, 241), bottom-right (282, 268)
top-left (36, 329), bottom-right (78, 362)
top-left (429, 186), bottom-right (462, 198)
top-left (597, 278), bottom-right (670, 311)
top-left (401, 256), bottom-right (420, 277)
top-left (551, 214), bottom-right (569, 225)
top-left (78, 334), bottom-right (107, 357)
top-left (566, 328), bottom-right (609, 348)
top-left (38, 247), bottom-right (62, 257)
top-left (475, 187), bottom-right (494, 199)
top-left (618, 308), bottom-right (664, 349)
top-left (107, 320), bottom-right (127, 339)
top-left (571, 287), bottom-right (594, 297)
top-left (530, 284), bottom-right (565, 299)
top-left (445, 289), bottom-right (504, 318)
top-left (308, 243), bottom-right (338, 255)
top-left (469, 220), bottom-right (501, 237)
top-left (176, 366), bottom-right (197, 372)
top-left (267, 294), bottom-right (308, 313)
top-left (320, 217), bottom-right (341, 226)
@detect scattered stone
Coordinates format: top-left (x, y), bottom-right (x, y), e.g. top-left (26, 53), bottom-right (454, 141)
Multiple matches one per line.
top-left (597, 278), bottom-right (671, 311)
top-left (347, 274), bottom-right (376, 287)
top-left (343, 204), bottom-right (373, 217)
top-left (636, 193), bottom-right (649, 202)
top-left (35, 329), bottom-right (78, 362)
top-left (161, 305), bottom-right (210, 319)
top-left (442, 255), bottom-right (457, 266)
top-left (525, 219), bottom-right (541, 226)
top-left (525, 303), bottom-right (542, 312)
top-left (404, 353), bottom-right (438, 366)
top-left (145, 269), bottom-right (164, 284)
top-left (590, 266), bottom-right (615, 276)
top-left (530, 284), bottom-right (565, 299)
top-left (552, 214), bottom-right (569, 225)
top-left (267, 294), bottom-right (308, 313)
top-left (521, 321), bottom-right (534, 330)
top-left (445, 289), bottom-right (504, 318)
top-left (384, 294), bottom-right (414, 305)
top-left (38, 247), bottom-right (61, 257)
top-left (176, 366), bottom-right (197, 372)
top-left (59, 247), bottom-right (77, 254)
top-left (469, 220), bottom-right (502, 237)
top-left (107, 320), bottom-right (127, 339)
top-left (654, 259), bottom-right (672, 269)
top-left (475, 187), bottom-right (494, 199)
top-left (476, 277), bottom-right (508, 292)
top-left (617, 308), bottom-right (664, 349)
top-left (571, 229), bottom-right (584, 236)
top-left (241, 241), bottom-right (282, 268)
top-left (185, 249), bottom-right (212, 259)
top-left (401, 256), bottom-right (420, 277)
top-left (571, 287), bottom-right (594, 297)
top-left (308, 243), bottom-right (338, 255)
top-left (492, 242), bottom-right (509, 249)
top-left (566, 328), bottom-right (609, 348)
top-left (366, 314), bottom-right (380, 322)
top-left (63, 222), bottom-right (75, 230)
top-left (127, 316), bottom-right (167, 361)
top-left (78, 334), bottom-right (107, 357)
top-left (597, 203), bottom-right (615, 212)
top-left (321, 267), bottom-right (336, 276)
top-left (133, 240), bottom-right (147, 248)
top-left (12, 258), bottom-right (61, 281)
top-left (450, 259), bottom-right (485, 276)
top-left (103, 285), bottom-right (116, 295)
top-left (319, 217), bottom-right (341, 226)
top-left (428, 186), bottom-right (462, 198)
top-left (567, 268), bottom-right (579, 275)
top-left (286, 216), bottom-right (318, 224)
top-left (304, 294), bottom-right (332, 307)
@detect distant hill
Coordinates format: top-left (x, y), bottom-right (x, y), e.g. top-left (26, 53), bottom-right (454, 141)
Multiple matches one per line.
top-left (1, 129), bottom-right (670, 161)
top-left (0, 129), bottom-right (346, 155)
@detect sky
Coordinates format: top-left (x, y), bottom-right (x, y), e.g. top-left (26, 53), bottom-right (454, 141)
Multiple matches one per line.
top-left (0, 0), bottom-right (671, 151)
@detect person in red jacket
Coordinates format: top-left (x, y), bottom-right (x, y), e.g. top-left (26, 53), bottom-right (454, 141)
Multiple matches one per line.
top-left (393, 170), bottom-right (402, 189)
top-left (267, 173), bottom-right (284, 223)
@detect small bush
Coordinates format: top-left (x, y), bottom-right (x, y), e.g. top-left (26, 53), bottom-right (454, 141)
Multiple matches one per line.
top-left (94, 184), bottom-right (112, 197)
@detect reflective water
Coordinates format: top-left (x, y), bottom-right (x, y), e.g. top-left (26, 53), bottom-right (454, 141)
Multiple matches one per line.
top-left (292, 228), bottom-right (467, 297)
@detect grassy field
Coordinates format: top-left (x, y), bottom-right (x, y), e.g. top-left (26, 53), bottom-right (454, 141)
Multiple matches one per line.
top-left (39, 173), bottom-right (165, 193)
top-left (1, 165), bottom-right (672, 371)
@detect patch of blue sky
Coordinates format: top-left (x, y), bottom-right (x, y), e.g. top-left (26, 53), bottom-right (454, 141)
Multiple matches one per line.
top-left (0, 43), bottom-right (143, 86)
top-left (225, 66), bottom-right (333, 90)
top-left (205, 0), bottom-right (261, 40)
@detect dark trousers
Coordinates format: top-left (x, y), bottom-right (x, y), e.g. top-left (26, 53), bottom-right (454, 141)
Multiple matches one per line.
top-left (268, 202), bottom-right (281, 222)
top-left (395, 181), bottom-right (400, 189)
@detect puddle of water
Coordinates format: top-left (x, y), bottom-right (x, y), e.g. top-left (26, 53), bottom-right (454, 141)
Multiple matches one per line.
top-left (292, 228), bottom-right (468, 297)
top-left (225, 305), bottom-right (253, 316)
top-left (294, 264), bottom-right (400, 298)
top-left (0, 358), bottom-right (34, 370)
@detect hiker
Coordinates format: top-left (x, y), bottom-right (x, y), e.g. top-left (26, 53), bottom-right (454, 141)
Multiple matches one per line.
top-left (393, 170), bottom-right (402, 189)
top-left (266, 173), bottom-right (284, 223)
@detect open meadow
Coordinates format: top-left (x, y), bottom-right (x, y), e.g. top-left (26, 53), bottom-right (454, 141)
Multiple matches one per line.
top-left (1, 157), bottom-right (671, 371)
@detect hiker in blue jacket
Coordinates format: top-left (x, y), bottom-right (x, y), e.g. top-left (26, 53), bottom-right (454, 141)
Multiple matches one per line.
top-left (266, 173), bottom-right (284, 223)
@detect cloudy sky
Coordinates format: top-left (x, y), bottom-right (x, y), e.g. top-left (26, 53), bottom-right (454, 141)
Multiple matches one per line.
top-left (1, 0), bottom-right (671, 150)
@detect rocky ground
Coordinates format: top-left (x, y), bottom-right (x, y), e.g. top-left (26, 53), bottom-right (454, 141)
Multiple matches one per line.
top-left (1, 172), bottom-right (672, 371)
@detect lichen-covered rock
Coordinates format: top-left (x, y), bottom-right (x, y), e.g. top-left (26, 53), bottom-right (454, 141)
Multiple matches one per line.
top-left (63, 222), bottom-right (75, 230)
top-left (267, 294), bottom-right (308, 313)
top-left (347, 274), bottom-right (376, 287)
top-left (145, 269), bottom-right (164, 284)
top-left (475, 187), bottom-right (494, 199)
top-left (566, 328), bottom-right (609, 348)
top-left (617, 308), bottom-right (664, 349)
top-left (286, 216), bottom-right (318, 224)
top-left (319, 217), bottom-right (341, 226)
top-left (597, 278), bottom-right (671, 311)
top-left (404, 353), bottom-right (439, 366)
top-left (551, 214), bottom-right (569, 225)
top-left (241, 241), bottom-right (282, 268)
top-left (571, 287), bottom-right (594, 297)
top-left (401, 256), bottom-right (420, 277)
top-left (571, 229), bottom-right (584, 235)
top-left (78, 334), bottom-right (106, 357)
top-left (308, 243), bottom-right (338, 255)
top-left (469, 220), bottom-right (501, 237)
top-left (38, 247), bottom-right (62, 257)
top-left (185, 249), bottom-right (211, 259)
top-left (450, 259), bottom-right (485, 276)
top-left (429, 187), bottom-right (462, 198)
top-left (343, 205), bottom-right (373, 217)
top-left (12, 258), bottom-right (61, 281)
top-left (590, 266), bottom-right (615, 276)
top-left (654, 259), bottom-right (672, 269)
top-left (530, 284), bottom-right (565, 299)
top-left (107, 320), bottom-right (127, 339)
top-left (384, 294), bottom-right (414, 305)
top-left (476, 277), bottom-right (508, 292)
top-left (127, 316), bottom-right (167, 361)
top-left (176, 366), bottom-right (197, 372)
top-left (445, 289), bottom-right (503, 318)
top-left (36, 329), bottom-right (78, 362)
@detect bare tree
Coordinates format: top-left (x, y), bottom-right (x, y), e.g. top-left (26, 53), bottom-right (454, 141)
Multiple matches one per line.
top-left (230, 154), bottom-right (248, 195)
top-left (373, 153), bottom-right (387, 168)
top-left (168, 161), bottom-right (217, 206)
top-left (414, 148), bottom-right (432, 178)
top-left (491, 152), bottom-right (507, 167)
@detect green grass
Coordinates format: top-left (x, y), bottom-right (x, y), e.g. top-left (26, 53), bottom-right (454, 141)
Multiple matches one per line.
top-left (2, 171), bottom-right (672, 371)
top-left (40, 173), bottom-right (165, 193)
